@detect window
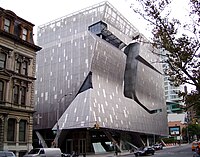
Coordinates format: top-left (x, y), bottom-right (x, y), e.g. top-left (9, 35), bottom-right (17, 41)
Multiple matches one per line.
top-left (21, 87), bottom-right (26, 105)
top-left (0, 52), bottom-right (6, 68)
top-left (15, 55), bottom-right (29, 75)
top-left (172, 104), bottom-right (179, 109)
top-left (21, 61), bottom-right (28, 75)
top-left (7, 118), bottom-right (16, 141)
top-left (4, 19), bottom-right (11, 32)
top-left (14, 85), bottom-right (19, 104)
top-left (0, 81), bottom-right (4, 101)
top-left (19, 120), bottom-right (26, 142)
top-left (170, 95), bottom-right (179, 99)
top-left (88, 21), bottom-right (107, 35)
top-left (15, 61), bottom-right (21, 73)
top-left (22, 28), bottom-right (28, 40)
top-left (164, 82), bottom-right (168, 86)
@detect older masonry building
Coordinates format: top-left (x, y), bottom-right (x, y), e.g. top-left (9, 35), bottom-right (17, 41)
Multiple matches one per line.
top-left (0, 7), bottom-right (41, 157)
top-left (35, 2), bottom-right (168, 155)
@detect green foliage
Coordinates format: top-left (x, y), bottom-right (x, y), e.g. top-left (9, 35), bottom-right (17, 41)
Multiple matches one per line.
top-left (162, 137), bottom-right (176, 144)
top-left (131, 0), bottom-right (200, 107)
top-left (188, 123), bottom-right (200, 137)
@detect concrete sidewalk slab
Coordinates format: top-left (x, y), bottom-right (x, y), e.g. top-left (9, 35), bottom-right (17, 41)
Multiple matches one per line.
top-left (78, 151), bottom-right (132, 157)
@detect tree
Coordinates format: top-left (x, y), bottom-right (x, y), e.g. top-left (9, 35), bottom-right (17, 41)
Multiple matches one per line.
top-left (130, 0), bottom-right (200, 107)
top-left (188, 123), bottom-right (200, 139)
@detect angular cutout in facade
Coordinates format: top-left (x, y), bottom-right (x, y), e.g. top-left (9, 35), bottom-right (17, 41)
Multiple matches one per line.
top-left (77, 71), bottom-right (93, 94)
top-left (88, 21), bottom-right (126, 49)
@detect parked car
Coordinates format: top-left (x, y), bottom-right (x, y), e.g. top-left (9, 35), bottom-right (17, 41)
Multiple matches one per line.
top-left (153, 144), bottom-right (163, 150)
top-left (61, 151), bottom-right (79, 157)
top-left (0, 151), bottom-right (16, 157)
top-left (134, 146), bottom-right (155, 156)
top-left (61, 153), bottom-right (71, 157)
top-left (23, 148), bottom-right (62, 157)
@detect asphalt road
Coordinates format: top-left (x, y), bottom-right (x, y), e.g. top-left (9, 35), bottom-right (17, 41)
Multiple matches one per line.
top-left (123, 143), bottom-right (194, 157)
top-left (153, 143), bottom-right (194, 157)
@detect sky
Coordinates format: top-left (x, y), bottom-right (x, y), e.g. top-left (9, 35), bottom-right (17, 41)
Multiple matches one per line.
top-left (0, 0), bottom-right (139, 42)
top-left (1, 0), bottom-right (190, 43)
top-left (1, 0), bottom-right (194, 91)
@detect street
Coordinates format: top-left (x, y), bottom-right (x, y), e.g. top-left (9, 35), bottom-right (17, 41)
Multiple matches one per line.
top-left (153, 144), bottom-right (193, 157)
top-left (121, 144), bottom-right (194, 157)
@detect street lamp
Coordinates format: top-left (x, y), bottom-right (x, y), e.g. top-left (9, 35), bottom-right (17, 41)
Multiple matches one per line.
top-left (55, 92), bottom-right (72, 147)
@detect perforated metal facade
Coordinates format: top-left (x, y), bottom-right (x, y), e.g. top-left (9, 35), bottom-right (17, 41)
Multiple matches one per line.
top-left (35, 2), bottom-right (168, 137)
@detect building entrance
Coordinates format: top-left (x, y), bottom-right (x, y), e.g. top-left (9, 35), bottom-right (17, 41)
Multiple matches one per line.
top-left (79, 139), bottom-right (86, 154)
top-left (66, 139), bottom-right (86, 155)
top-left (66, 139), bottom-right (73, 154)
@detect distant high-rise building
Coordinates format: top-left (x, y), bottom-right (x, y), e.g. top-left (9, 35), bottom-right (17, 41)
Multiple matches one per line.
top-left (164, 76), bottom-right (183, 103)
top-left (162, 49), bottom-right (184, 113)
top-left (35, 2), bottom-right (168, 155)
top-left (0, 7), bottom-right (41, 157)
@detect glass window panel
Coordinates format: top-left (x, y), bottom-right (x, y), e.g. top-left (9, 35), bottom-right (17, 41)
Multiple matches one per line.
top-left (7, 119), bottom-right (16, 141)
top-left (14, 85), bottom-right (19, 104)
top-left (21, 87), bottom-right (26, 105)
top-left (0, 81), bottom-right (4, 101)
top-left (0, 53), bottom-right (6, 68)
top-left (19, 120), bottom-right (26, 141)
top-left (15, 61), bottom-right (21, 73)
top-left (21, 61), bottom-right (28, 75)
top-left (22, 28), bottom-right (28, 40)
top-left (4, 19), bottom-right (11, 32)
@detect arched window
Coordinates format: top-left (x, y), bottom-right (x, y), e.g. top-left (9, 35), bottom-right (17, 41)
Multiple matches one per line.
top-left (19, 120), bottom-right (27, 142)
top-left (7, 118), bottom-right (16, 141)
top-left (0, 81), bottom-right (4, 101)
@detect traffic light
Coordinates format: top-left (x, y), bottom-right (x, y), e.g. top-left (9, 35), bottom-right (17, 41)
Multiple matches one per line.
top-left (94, 121), bottom-right (100, 129)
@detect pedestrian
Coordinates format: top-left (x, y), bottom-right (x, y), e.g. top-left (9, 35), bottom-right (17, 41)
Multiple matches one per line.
top-left (115, 149), bottom-right (118, 156)
top-left (113, 143), bottom-right (118, 156)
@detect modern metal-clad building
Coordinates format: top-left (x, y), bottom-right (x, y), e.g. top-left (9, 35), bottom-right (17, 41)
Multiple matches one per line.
top-left (35, 1), bottom-right (168, 154)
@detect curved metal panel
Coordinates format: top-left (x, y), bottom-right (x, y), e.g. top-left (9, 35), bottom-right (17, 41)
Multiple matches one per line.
top-left (55, 36), bottom-right (168, 136)
top-left (36, 2), bottom-right (168, 136)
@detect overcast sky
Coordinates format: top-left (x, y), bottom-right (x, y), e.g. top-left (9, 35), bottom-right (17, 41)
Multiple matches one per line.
top-left (1, 0), bottom-right (194, 91)
top-left (0, 0), bottom-right (136, 41)
top-left (1, 0), bottom-right (190, 42)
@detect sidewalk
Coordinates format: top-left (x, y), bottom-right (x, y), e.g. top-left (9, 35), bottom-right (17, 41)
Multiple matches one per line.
top-left (78, 151), bottom-right (132, 157)
top-left (163, 143), bottom-right (189, 149)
